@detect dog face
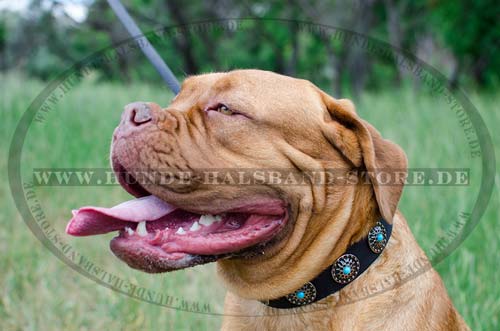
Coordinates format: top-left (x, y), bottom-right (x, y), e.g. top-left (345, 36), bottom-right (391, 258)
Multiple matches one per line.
top-left (112, 70), bottom-right (340, 208)
top-left (68, 69), bottom-right (406, 299)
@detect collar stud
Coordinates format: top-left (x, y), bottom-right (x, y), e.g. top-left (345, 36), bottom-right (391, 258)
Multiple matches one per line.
top-left (285, 282), bottom-right (317, 306)
top-left (368, 221), bottom-right (388, 253)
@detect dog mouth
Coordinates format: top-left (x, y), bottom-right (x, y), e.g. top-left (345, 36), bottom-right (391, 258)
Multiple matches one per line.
top-left (66, 163), bottom-right (288, 273)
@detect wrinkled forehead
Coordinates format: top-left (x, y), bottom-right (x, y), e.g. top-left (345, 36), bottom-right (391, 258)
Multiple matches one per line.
top-left (169, 73), bottom-right (224, 109)
top-left (170, 70), bottom-right (322, 115)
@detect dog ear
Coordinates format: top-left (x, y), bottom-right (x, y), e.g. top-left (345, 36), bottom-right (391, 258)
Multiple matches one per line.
top-left (318, 88), bottom-right (407, 223)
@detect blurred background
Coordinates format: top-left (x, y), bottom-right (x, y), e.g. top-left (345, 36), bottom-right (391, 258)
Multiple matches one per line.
top-left (0, 1), bottom-right (498, 330)
top-left (1, 0), bottom-right (499, 92)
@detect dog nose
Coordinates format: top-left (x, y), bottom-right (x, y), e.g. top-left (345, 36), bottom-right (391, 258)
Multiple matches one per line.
top-left (126, 102), bottom-right (152, 125)
top-left (115, 102), bottom-right (163, 139)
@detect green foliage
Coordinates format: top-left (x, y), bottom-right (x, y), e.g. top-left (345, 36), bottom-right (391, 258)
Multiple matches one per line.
top-left (0, 18), bottom-right (5, 51)
top-left (431, 0), bottom-right (500, 86)
top-left (0, 1), bottom-right (498, 90)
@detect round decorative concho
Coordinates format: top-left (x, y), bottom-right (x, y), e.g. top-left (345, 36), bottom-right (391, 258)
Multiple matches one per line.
top-left (368, 221), bottom-right (388, 254)
top-left (285, 282), bottom-right (317, 306)
top-left (331, 253), bottom-right (360, 284)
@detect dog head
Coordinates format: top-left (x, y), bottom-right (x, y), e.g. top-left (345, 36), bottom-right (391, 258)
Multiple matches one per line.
top-left (67, 69), bottom-right (407, 299)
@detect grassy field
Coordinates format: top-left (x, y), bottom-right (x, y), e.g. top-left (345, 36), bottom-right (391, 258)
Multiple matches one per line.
top-left (1, 73), bottom-right (498, 330)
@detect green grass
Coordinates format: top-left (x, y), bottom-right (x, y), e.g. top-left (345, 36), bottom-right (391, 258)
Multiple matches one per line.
top-left (1, 72), bottom-right (498, 330)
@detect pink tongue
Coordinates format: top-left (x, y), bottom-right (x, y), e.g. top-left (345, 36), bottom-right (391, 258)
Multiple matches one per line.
top-left (66, 195), bottom-right (177, 236)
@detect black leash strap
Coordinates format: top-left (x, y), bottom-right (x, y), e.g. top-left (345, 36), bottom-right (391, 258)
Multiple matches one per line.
top-left (107, 0), bottom-right (181, 94)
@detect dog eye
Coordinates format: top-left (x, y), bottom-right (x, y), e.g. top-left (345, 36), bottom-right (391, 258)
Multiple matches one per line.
top-left (217, 104), bottom-right (233, 116)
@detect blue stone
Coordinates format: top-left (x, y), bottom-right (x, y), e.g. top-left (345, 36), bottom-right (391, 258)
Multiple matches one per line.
top-left (296, 291), bottom-right (305, 299)
top-left (376, 233), bottom-right (384, 242)
top-left (343, 266), bottom-right (351, 275)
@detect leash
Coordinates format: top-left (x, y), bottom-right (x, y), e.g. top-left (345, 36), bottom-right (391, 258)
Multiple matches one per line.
top-left (106, 0), bottom-right (181, 94)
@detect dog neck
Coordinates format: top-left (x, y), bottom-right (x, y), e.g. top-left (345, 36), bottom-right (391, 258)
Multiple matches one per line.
top-left (217, 173), bottom-right (385, 302)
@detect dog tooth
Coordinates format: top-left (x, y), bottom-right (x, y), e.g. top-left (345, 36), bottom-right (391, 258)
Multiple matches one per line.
top-left (199, 214), bottom-right (217, 226)
top-left (189, 221), bottom-right (201, 232)
top-left (136, 221), bottom-right (148, 237)
top-left (125, 227), bottom-right (134, 236)
top-left (215, 215), bottom-right (222, 222)
top-left (176, 227), bottom-right (186, 235)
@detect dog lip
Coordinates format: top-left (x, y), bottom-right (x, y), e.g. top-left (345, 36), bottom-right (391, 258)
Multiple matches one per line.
top-left (107, 243), bottom-right (220, 273)
top-left (111, 157), bottom-right (151, 198)
top-left (108, 211), bottom-right (288, 273)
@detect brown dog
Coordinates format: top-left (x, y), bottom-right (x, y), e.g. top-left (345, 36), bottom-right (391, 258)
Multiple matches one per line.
top-left (67, 69), bottom-right (469, 330)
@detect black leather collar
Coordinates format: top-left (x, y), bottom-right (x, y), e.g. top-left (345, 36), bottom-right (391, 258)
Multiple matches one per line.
top-left (262, 218), bottom-right (392, 309)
